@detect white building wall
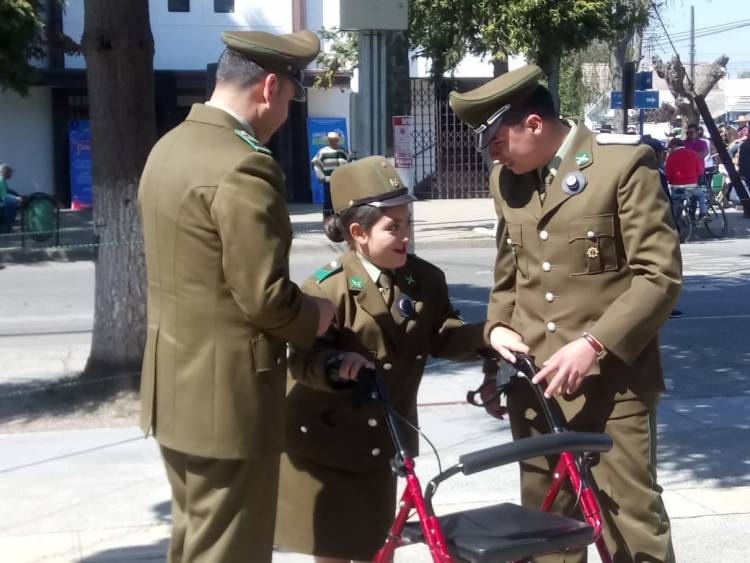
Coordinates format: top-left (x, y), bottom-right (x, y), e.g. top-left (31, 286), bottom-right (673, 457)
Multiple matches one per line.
top-left (63, 0), bottom-right (293, 70)
top-left (409, 53), bottom-right (527, 79)
top-left (0, 88), bottom-right (54, 196)
top-left (307, 85), bottom-right (351, 139)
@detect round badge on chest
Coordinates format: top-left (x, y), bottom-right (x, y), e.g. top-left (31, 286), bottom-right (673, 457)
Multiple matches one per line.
top-left (562, 172), bottom-right (587, 196)
top-left (397, 295), bottom-right (416, 319)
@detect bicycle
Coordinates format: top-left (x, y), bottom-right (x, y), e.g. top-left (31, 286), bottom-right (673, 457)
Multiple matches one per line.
top-left (670, 184), bottom-right (727, 242)
top-left (330, 358), bottom-right (614, 562)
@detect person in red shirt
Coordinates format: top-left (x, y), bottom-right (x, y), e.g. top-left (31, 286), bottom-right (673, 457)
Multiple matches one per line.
top-left (665, 137), bottom-right (707, 218)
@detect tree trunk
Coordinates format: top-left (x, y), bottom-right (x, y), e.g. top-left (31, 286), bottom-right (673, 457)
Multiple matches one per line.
top-left (492, 55), bottom-right (508, 77)
top-left (538, 54), bottom-right (561, 113)
top-left (609, 34), bottom-right (630, 133)
top-left (81, 0), bottom-right (156, 378)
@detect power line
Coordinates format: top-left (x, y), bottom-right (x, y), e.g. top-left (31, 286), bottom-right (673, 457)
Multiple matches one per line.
top-left (645, 20), bottom-right (750, 48)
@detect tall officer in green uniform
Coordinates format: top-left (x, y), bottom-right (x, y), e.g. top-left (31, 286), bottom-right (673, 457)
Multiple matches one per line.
top-left (138, 30), bottom-right (336, 563)
top-left (450, 66), bottom-right (682, 562)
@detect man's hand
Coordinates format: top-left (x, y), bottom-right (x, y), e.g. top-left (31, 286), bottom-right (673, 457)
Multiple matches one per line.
top-left (489, 326), bottom-right (529, 363)
top-left (310, 296), bottom-right (336, 335)
top-left (336, 352), bottom-right (374, 381)
top-left (533, 338), bottom-right (598, 398)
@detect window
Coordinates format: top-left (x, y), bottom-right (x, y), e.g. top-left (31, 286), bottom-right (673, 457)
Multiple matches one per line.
top-left (168, 0), bottom-right (190, 12)
top-left (214, 0), bottom-right (234, 13)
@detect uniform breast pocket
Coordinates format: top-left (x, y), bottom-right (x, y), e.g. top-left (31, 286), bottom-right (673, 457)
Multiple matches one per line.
top-left (568, 215), bottom-right (619, 275)
top-left (506, 223), bottom-right (528, 279)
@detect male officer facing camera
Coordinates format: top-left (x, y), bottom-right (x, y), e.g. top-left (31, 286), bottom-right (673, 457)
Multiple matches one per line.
top-left (451, 65), bottom-right (682, 562)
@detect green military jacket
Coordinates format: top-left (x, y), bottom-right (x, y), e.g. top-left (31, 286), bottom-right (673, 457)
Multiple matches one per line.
top-left (138, 103), bottom-right (319, 459)
top-left (285, 250), bottom-right (487, 473)
top-left (488, 125), bottom-right (682, 414)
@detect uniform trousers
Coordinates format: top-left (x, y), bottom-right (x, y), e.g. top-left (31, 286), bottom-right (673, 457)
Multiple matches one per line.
top-left (160, 445), bottom-right (280, 563)
top-left (508, 384), bottom-right (675, 563)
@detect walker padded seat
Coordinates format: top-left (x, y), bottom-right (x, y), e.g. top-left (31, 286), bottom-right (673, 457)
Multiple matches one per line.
top-left (401, 502), bottom-right (593, 562)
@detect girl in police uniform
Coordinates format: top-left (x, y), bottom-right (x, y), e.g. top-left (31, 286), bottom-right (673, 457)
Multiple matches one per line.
top-left (274, 156), bottom-right (489, 563)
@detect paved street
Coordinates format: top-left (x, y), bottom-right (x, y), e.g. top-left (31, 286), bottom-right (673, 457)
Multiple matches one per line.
top-left (0, 204), bottom-right (749, 561)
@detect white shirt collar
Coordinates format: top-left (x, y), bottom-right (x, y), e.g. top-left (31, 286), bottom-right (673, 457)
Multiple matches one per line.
top-left (205, 101), bottom-right (254, 135)
top-left (356, 252), bottom-right (384, 283)
top-left (541, 121), bottom-right (578, 180)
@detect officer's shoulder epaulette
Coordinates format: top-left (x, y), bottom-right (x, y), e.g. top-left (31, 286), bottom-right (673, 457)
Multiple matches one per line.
top-left (234, 129), bottom-right (273, 155)
top-left (596, 133), bottom-right (641, 146)
top-left (311, 260), bottom-right (343, 283)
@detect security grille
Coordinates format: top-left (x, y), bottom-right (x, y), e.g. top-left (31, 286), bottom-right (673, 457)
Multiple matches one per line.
top-left (410, 78), bottom-right (491, 199)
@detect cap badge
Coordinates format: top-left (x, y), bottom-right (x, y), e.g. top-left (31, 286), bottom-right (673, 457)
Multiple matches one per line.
top-left (348, 276), bottom-right (365, 290)
top-left (562, 172), bottom-right (587, 196)
top-left (389, 177), bottom-right (400, 187)
top-left (574, 151), bottom-right (591, 166)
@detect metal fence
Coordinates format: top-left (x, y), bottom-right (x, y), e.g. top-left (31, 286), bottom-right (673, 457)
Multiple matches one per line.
top-left (410, 78), bottom-right (491, 199)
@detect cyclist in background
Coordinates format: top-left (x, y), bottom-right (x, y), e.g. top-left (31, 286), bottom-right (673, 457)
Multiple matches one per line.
top-left (0, 164), bottom-right (21, 233)
top-left (665, 138), bottom-right (708, 220)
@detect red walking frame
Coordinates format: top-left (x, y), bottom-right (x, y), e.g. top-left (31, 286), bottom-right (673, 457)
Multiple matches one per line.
top-left (353, 353), bottom-right (613, 563)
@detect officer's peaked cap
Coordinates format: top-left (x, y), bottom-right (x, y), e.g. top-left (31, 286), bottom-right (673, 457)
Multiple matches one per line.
top-left (449, 65), bottom-right (544, 129)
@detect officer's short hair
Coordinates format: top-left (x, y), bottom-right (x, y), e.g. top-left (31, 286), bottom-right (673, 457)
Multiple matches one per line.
top-left (501, 85), bottom-right (558, 126)
top-left (216, 49), bottom-right (268, 89)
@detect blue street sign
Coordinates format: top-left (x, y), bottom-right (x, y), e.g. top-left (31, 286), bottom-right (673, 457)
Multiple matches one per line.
top-left (636, 71), bottom-right (653, 90)
top-left (610, 91), bottom-right (624, 109)
top-left (634, 90), bottom-right (659, 109)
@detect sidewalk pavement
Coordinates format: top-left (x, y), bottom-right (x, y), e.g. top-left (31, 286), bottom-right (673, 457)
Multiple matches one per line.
top-left (0, 369), bottom-right (748, 562)
top-left (1, 199), bottom-right (749, 561)
top-left (3, 197), bottom-right (748, 262)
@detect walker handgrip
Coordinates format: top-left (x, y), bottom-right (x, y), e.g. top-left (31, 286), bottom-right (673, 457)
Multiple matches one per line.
top-left (458, 432), bottom-right (613, 476)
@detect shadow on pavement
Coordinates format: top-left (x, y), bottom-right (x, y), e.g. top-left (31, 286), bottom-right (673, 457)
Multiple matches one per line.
top-left (80, 539), bottom-right (167, 562)
top-left (0, 371), bottom-right (139, 428)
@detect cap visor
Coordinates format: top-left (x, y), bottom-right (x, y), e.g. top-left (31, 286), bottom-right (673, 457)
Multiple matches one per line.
top-left (368, 193), bottom-right (416, 208)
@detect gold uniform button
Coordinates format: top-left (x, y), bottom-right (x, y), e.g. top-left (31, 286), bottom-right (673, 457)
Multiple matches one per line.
top-left (545, 292), bottom-right (554, 303)
top-left (542, 261), bottom-right (552, 272)
top-left (300, 426), bottom-right (308, 434)
top-left (383, 363), bottom-right (393, 370)
top-left (368, 418), bottom-right (378, 427)
top-left (371, 448), bottom-right (381, 456)
top-left (586, 230), bottom-right (596, 239)
top-left (506, 237), bottom-right (513, 246)
top-left (546, 322), bottom-right (557, 332)
top-left (539, 230), bottom-right (549, 241)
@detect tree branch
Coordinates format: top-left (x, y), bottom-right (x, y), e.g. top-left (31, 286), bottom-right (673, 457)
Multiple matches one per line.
top-left (696, 55), bottom-right (728, 97)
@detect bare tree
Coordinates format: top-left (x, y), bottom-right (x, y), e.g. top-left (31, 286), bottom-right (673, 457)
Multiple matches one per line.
top-left (80, 0), bottom-right (156, 378)
top-left (652, 54), bottom-right (729, 127)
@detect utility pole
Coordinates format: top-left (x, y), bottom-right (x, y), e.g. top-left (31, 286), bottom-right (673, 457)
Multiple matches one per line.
top-left (690, 5), bottom-right (695, 87)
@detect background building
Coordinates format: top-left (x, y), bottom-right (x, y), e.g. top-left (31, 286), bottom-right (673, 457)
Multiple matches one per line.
top-left (0, 0), bottom-right (352, 206)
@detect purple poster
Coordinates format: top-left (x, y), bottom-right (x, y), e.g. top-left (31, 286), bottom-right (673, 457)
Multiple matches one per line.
top-left (68, 120), bottom-right (92, 209)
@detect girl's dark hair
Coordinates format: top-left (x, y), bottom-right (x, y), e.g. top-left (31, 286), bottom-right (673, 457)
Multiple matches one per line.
top-left (324, 205), bottom-right (384, 244)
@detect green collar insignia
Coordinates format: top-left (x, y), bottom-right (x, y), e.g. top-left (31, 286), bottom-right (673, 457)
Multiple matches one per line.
top-left (574, 151), bottom-right (591, 167)
top-left (348, 276), bottom-right (365, 291)
top-left (235, 129), bottom-right (272, 155)
top-left (405, 274), bottom-right (416, 286)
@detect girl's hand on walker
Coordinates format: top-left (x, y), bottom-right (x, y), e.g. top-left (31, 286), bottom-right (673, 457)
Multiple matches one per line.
top-left (337, 352), bottom-right (375, 381)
